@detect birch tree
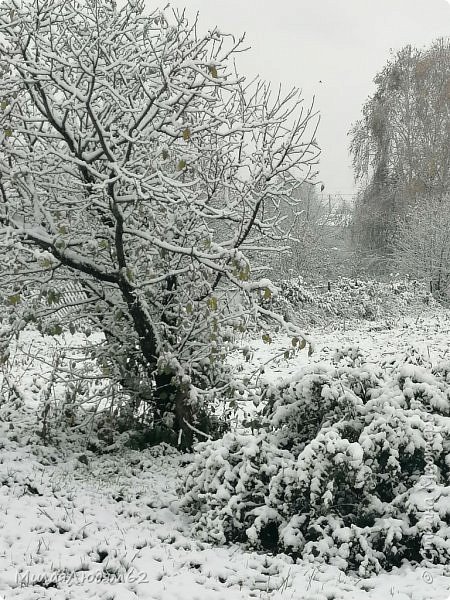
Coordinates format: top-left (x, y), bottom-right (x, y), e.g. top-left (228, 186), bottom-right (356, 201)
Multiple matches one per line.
top-left (0, 0), bottom-right (319, 446)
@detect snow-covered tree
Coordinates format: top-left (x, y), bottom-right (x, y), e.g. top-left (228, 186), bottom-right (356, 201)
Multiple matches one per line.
top-left (350, 38), bottom-right (450, 254)
top-left (394, 194), bottom-right (450, 299)
top-left (0, 0), bottom-right (319, 446)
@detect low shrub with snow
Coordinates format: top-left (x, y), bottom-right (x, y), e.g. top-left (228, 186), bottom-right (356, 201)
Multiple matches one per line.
top-left (266, 277), bottom-right (434, 325)
top-left (181, 348), bottom-right (450, 575)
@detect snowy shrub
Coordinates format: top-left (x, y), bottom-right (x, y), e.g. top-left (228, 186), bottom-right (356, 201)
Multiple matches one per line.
top-left (181, 350), bottom-right (450, 574)
top-left (181, 432), bottom-right (292, 546)
top-left (265, 277), bottom-right (434, 326)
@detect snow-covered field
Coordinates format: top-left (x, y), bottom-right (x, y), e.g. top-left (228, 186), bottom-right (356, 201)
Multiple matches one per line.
top-left (1, 307), bottom-right (450, 600)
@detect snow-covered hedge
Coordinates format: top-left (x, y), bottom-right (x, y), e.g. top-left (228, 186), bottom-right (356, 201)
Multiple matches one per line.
top-left (181, 350), bottom-right (450, 574)
top-left (267, 277), bottom-right (434, 325)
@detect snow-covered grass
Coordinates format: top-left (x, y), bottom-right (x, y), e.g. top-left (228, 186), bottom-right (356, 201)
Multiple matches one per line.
top-left (1, 305), bottom-right (450, 599)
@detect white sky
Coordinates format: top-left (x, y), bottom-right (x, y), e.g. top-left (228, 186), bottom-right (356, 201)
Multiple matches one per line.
top-left (160, 0), bottom-right (450, 196)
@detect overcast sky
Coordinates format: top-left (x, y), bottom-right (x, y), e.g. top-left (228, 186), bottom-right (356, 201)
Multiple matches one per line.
top-left (163, 0), bottom-right (450, 197)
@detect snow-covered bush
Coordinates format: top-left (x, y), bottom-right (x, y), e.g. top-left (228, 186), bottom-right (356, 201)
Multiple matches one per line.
top-left (180, 431), bottom-right (292, 546)
top-left (181, 350), bottom-right (450, 574)
top-left (264, 277), bottom-right (434, 326)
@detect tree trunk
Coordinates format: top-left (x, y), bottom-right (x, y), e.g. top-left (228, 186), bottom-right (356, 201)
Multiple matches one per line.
top-left (154, 370), bottom-right (195, 449)
top-left (119, 281), bottom-right (197, 448)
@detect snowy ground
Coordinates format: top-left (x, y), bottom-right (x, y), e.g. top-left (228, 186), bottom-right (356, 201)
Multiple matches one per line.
top-left (232, 309), bottom-right (450, 383)
top-left (1, 308), bottom-right (450, 600)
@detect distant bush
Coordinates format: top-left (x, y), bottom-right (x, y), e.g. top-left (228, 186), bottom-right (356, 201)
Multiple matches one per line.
top-left (181, 348), bottom-right (450, 575)
top-left (264, 276), bottom-right (435, 326)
